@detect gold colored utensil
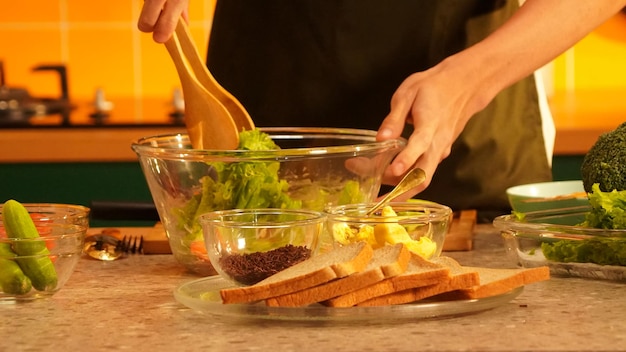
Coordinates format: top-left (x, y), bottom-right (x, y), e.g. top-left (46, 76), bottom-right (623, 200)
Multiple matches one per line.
top-left (366, 168), bottom-right (427, 216)
top-left (164, 19), bottom-right (255, 149)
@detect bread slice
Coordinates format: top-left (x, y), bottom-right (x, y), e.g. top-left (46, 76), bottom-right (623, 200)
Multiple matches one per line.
top-left (265, 243), bottom-right (411, 307)
top-left (356, 257), bottom-right (480, 307)
top-left (220, 241), bottom-right (373, 304)
top-left (322, 252), bottom-right (451, 307)
top-left (442, 266), bottom-right (551, 300)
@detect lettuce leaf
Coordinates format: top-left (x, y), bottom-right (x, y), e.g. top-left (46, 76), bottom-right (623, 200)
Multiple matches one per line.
top-left (178, 130), bottom-right (303, 243)
top-left (582, 183), bottom-right (626, 229)
top-left (541, 238), bottom-right (626, 266)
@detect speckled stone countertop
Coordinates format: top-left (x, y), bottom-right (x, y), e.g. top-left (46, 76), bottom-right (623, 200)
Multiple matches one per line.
top-left (1, 225), bottom-right (624, 351)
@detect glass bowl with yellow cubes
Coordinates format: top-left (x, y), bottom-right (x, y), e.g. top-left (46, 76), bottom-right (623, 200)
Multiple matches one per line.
top-left (324, 201), bottom-right (453, 259)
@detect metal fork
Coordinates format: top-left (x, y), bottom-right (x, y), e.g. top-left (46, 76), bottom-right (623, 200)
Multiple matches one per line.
top-left (117, 235), bottom-right (144, 254)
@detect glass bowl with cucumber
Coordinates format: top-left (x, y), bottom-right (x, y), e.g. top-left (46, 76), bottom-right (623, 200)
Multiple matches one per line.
top-left (0, 200), bottom-right (89, 300)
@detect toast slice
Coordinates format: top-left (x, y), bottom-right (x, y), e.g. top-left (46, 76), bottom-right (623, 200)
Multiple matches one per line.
top-left (323, 252), bottom-right (451, 307)
top-left (356, 257), bottom-right (480, 307)
top-left (220, 241), bottom-right (373, 304)
top-left (265, 243), bottom-right (411, 307)
top-left (442, 265), bottom-right (551, 300)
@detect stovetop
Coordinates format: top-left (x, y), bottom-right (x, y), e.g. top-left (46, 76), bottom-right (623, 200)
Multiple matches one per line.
top-left (0, 61), bottom-right (186, 129)
top-left (0, 96), bottom-right (186, 129)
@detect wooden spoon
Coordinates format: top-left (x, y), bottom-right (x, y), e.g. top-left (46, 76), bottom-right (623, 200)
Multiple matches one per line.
top-left (164, 19), bottom-right (254, 149)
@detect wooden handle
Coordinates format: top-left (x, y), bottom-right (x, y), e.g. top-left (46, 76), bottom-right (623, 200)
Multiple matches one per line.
top-left (173, 19), bottom-right (255, 131)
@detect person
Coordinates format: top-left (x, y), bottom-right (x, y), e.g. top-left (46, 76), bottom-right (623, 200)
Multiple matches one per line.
top-left (138, 0), bottom-right (626, 220)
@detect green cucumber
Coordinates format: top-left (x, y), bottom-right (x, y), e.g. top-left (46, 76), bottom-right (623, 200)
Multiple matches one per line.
top-left (0, 242), bottom-right (32, 295)
top-left (2, 200), bottom-right (58, 291)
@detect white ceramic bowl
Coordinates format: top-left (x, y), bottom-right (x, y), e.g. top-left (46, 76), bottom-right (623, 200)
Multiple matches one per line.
top-left (506, 180), bottom-right (589, 213)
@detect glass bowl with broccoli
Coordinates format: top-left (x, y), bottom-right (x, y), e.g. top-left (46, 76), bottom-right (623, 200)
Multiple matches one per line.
top-left (132, 127), bottom-right (406, 276)
top-left (496, 121), bottom-right (626, 281)
top-left (494, 189), bottom-right (626, 282)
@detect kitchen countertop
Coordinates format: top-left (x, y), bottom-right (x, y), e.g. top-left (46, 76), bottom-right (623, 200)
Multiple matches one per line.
top-left (2, 224), bottom-right (624, 351)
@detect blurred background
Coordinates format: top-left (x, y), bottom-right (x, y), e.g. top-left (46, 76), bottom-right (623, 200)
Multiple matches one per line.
top-left (0, 1), bottom-right (624, 225)
top-left (0, 0), bottom-right (216, 123)
top-left (0, 1), bottom-right (623, 116)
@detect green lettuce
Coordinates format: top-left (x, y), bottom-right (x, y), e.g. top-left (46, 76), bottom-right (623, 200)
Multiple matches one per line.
top-left (175, 129), bottom-right (366, 245)
top-left (582, 183), bottom-right (626, 229)
top-left (177, 129), bottom-right (303, 243)
top-left (541, 238), bottom-right (626, 266)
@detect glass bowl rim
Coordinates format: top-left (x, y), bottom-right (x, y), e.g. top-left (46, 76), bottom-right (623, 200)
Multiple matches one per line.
top-left (0, 203), bottom-right (90, 223)
top-left (325, 201), bottom-right (453, 224)
top-left (493, 205), bottom-right (626, 238)
top-left (131, 127), bottom-right (407, 160)
top-left (198, 208), bottom-right (326, 229)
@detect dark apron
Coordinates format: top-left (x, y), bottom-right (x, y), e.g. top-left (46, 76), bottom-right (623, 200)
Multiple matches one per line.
top-left (207, 0), bottom-right (552, 217)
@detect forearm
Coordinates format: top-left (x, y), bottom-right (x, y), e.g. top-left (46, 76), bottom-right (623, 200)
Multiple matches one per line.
top-left (446, 0), bottom-right (626, 114)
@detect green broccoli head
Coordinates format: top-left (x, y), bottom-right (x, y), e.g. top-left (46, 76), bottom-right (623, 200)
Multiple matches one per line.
top-left (580, 121), bottom-right (626, 192)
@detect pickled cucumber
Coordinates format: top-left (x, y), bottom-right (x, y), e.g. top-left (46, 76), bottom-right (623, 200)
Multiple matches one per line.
top-left (2, 200), bottom-right (58, 291)
top-left (0, 242), bottom-right (32, 295)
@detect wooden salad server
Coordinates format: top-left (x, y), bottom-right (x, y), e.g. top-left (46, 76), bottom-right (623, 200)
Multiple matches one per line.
top-left (164, 19), bottom-right (255, 149)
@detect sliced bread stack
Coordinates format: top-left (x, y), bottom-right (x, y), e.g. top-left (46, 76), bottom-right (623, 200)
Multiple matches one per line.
top-left (220, 241), bottom-right (374, 304)
top-left (219, 242), bottom-right (550, 307)
top-left (266, 243), bottom-right (411, 307)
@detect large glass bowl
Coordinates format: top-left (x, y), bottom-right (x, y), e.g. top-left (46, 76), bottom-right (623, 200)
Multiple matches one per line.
top-left (132, 127), bottom-right (406, 275)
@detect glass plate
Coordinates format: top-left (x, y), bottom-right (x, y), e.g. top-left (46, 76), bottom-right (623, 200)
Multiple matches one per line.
top-left (173, 276), bottom-right (524, 322)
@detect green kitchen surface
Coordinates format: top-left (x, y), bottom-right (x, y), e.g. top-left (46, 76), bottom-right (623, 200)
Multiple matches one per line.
top-left (0, 162), bottom-right (155, 227)
top-left (0, 156), bottom-right (584, 226)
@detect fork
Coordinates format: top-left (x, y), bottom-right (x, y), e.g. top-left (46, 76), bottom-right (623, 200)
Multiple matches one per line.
top-left (117, 235), bottom-right (144, 254)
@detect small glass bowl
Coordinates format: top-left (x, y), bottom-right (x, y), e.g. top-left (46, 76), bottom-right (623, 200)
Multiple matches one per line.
top-left (199, 208), bottom-right (326, 286)
top-left (493, 206), bottom-right (626, 281)
top-left (324, 201), bottom-right (453, 259)
top-left (0, 203), bottom-right (90, 300)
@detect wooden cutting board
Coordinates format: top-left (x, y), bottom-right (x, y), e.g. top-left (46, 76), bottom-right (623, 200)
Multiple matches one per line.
top-left (86, 225), bottom-right (171, 254)
top-left (442, 209), bottom-right (477, 251)
top-left (89, 209), bottom-right (477, 254)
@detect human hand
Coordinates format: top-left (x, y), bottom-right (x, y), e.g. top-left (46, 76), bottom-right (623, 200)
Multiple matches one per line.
top-left (138, 0), bottom-right (189, 43)
top-left (376, 55), bottom-right (493, 200)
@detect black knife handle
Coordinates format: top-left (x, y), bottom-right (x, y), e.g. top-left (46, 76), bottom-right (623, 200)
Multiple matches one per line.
top-left (89, 200), bottom-right (160, 221)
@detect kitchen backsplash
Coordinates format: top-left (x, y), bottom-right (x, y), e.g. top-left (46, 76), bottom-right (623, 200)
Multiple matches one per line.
top-left (0, 1), bottom-right (624, 122)
top-left (551, 12), bottom-right (626, 93)
top-left (0, 0), bottom-right (215, 104)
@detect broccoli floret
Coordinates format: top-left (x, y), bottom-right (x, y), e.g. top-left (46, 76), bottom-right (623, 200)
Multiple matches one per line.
top-left (580, 121), bottom-right (626, 192)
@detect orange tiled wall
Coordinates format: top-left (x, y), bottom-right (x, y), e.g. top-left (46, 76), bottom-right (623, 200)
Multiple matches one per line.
top-left (0, 0), bottom-right (215, 104)
top-left (1, 2), bottom-right (624, 121)
top-left (552, 13), bottom-right (626, 92)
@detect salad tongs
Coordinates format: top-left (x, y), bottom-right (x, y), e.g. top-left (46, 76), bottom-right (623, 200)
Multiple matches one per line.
top-left (164, 19), bottom-right (255, 150)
